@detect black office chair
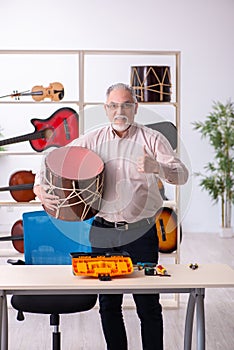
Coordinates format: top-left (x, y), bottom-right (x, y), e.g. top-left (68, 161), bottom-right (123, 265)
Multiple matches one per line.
top-left (11, 294), bottom-right (97, 350)
top-left (9, 210), bottom-right (97, 350)
top-left (146, 121), bottom-right (177, 150)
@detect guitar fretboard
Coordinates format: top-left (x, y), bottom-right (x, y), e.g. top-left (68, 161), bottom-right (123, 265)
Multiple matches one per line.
top-left (0, 129), bottom-right (46, 147)
top-left (0, 183), bottom-right (34, 192)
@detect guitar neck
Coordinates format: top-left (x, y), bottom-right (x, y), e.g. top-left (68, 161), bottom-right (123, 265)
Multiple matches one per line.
top-left (0, 235), bottom-right (23, 242)
top-left (0, 183), bottom-right (34, 192)
top-left (0, 129), bottom-right (46, 147)
top-left (20, 91), bottom-right (43, 97)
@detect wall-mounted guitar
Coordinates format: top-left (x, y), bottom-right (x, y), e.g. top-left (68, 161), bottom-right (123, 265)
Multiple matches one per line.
top-left (0, 107), bottom-right (79, 152)
top-left (156, 179), bottom-right (182, 253)
top-left (0, 219), bottom-right (24, 253)
top-left (0, 170), bottom-right (35, 202)
top-left (0, 107), bottom-right (79, 249)
top-left (0, 82), bottom-right (64, 102)
top-left (0, 171), bottom-right (37, 253)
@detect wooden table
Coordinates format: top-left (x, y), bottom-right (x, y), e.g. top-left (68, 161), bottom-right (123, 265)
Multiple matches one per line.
top-left (1, 263), bottom-right (234, 350)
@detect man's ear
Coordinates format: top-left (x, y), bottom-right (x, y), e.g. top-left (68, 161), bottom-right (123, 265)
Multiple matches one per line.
top-left (134, 102), bottom-right (139, 114)
top-left (104, 104), bottom-right (108, 115)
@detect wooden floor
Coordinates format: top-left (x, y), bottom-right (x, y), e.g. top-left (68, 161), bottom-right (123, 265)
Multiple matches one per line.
top-left (1, 232), bottom-right (234, 350)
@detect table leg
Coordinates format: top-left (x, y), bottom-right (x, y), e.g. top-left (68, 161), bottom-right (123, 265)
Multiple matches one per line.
top-left (0, 292), bottom-right (8, 350)
top-left (196, 288), bottom-right (205, 350)
top-left (0, 292), bottom-right (3, 348)
top-left (184, 291), bottom-right (196, 350)
top-left (184, 288), bottom-right (205, 350)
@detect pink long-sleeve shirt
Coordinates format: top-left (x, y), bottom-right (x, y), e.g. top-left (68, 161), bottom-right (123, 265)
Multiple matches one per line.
top-left (66, 123), bottom-right (188, 222)
top-left (35, 122), bottom-right (188, 223)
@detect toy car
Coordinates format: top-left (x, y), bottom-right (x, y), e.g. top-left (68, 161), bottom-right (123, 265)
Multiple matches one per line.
top-left (156, 264), bottom-right (169, 275)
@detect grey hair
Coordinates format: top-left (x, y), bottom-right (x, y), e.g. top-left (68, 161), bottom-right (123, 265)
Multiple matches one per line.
top-left (106, 83), bottom-right (137, 102)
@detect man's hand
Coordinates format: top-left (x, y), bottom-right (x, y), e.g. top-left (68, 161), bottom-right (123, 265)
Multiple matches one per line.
top-left (33, 185), bottom-right (59, 211)
top-left (137, 146), bottom-right (160, 174)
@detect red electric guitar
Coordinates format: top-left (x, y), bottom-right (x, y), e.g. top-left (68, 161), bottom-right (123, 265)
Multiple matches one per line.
top-left (0, 107), bottom-right (79, 152)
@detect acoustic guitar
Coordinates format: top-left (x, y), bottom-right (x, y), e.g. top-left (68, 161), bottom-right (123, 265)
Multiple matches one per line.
top-left (155, 207), bottom-right (182, 253)
top-left (0, 107), bottom-right (79, 152)
top-left (156, 179), bottom-right (182, 253)
top-left (0, 219), bottom-right (24, 253)
top-left (0, 170), bottom-right (35, 202)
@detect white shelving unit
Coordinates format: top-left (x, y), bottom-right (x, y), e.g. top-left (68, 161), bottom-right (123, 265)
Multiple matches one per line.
top-left (0, 50), bottom-right (181, 294)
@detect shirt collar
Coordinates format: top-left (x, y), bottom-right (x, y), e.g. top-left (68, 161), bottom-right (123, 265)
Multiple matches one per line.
top-left (110, 123), bottom-right (137, 139)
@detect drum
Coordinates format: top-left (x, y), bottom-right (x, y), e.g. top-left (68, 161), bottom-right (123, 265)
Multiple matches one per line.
top-left (43, 146), bottom-right (104, 221)
top-left (130, 66), bottom-right (172, 102)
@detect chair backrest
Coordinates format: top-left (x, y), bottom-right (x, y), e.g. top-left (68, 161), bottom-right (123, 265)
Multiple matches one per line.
top-left (23, 210), bottom-right (92, 265)
top-left (146, 121), bottom-right (177, 150)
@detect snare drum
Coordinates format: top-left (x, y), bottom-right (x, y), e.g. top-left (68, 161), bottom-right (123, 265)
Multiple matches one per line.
top-left (130, 66), bottom-right (172, 102)
top-left (44, 146), bottom-right (104, 221)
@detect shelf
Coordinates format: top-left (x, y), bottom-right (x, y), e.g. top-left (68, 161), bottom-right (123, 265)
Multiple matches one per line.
top-left (83, 49), bottom-right (181, 56)
top-left (0, 101), bottom-right (79, 105)
top-left (123, 295), bottom-right (179, 309)
top-left (163, 200), bottom-right (176, 208)
top-left (0, 49), bottom-right (181, 55)
top-left (0, 201), bottom-right (175, 209)
top-left (0, 151), bottom-right (46, 156)
top-left (159, 251), bottom-right (177, 258)
top-left (83, 102), bottom-right (178, 107)
top-left (0, 50), bottom-right (181, 290)
top-left (0, 201), bottom-right (41, 206)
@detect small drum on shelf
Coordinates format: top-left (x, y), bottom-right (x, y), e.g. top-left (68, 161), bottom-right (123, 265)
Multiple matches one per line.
top-left (43, 146), bottom-right (104, 221)
top-left (130, 66), bottom-right (172, 102)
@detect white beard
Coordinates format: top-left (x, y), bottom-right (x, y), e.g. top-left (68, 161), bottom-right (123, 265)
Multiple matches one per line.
top-left (111, 115), bottom-right (130, 132)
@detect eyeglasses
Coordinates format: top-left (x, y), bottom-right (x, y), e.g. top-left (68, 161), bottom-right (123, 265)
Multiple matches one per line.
top-left (106, 102), bottom-right (135, 111)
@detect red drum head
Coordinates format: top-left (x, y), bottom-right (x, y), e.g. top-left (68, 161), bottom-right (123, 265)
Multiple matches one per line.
top-left (46, 146), bottom-right (104, 181)
top-left (44, 146), bottom-right (104, 221)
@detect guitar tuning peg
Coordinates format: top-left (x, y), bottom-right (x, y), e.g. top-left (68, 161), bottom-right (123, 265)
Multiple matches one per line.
top-left (13, 90), bottom-right (20, 100)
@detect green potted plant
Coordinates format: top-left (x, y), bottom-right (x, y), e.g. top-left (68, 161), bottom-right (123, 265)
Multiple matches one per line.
top-left (192, 100), bottom-right (234, 237)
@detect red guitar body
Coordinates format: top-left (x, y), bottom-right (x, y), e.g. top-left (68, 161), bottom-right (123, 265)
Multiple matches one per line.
top-left (30, 107), bottom-right (79, 152)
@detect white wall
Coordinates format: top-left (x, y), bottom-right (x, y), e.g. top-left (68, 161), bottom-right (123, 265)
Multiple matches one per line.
top-left (0, 0), bottom-right (233, 233)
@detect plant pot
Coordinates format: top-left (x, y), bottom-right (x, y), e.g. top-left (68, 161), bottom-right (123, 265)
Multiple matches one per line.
top-left (219, 227), bottom-right (233, 238)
